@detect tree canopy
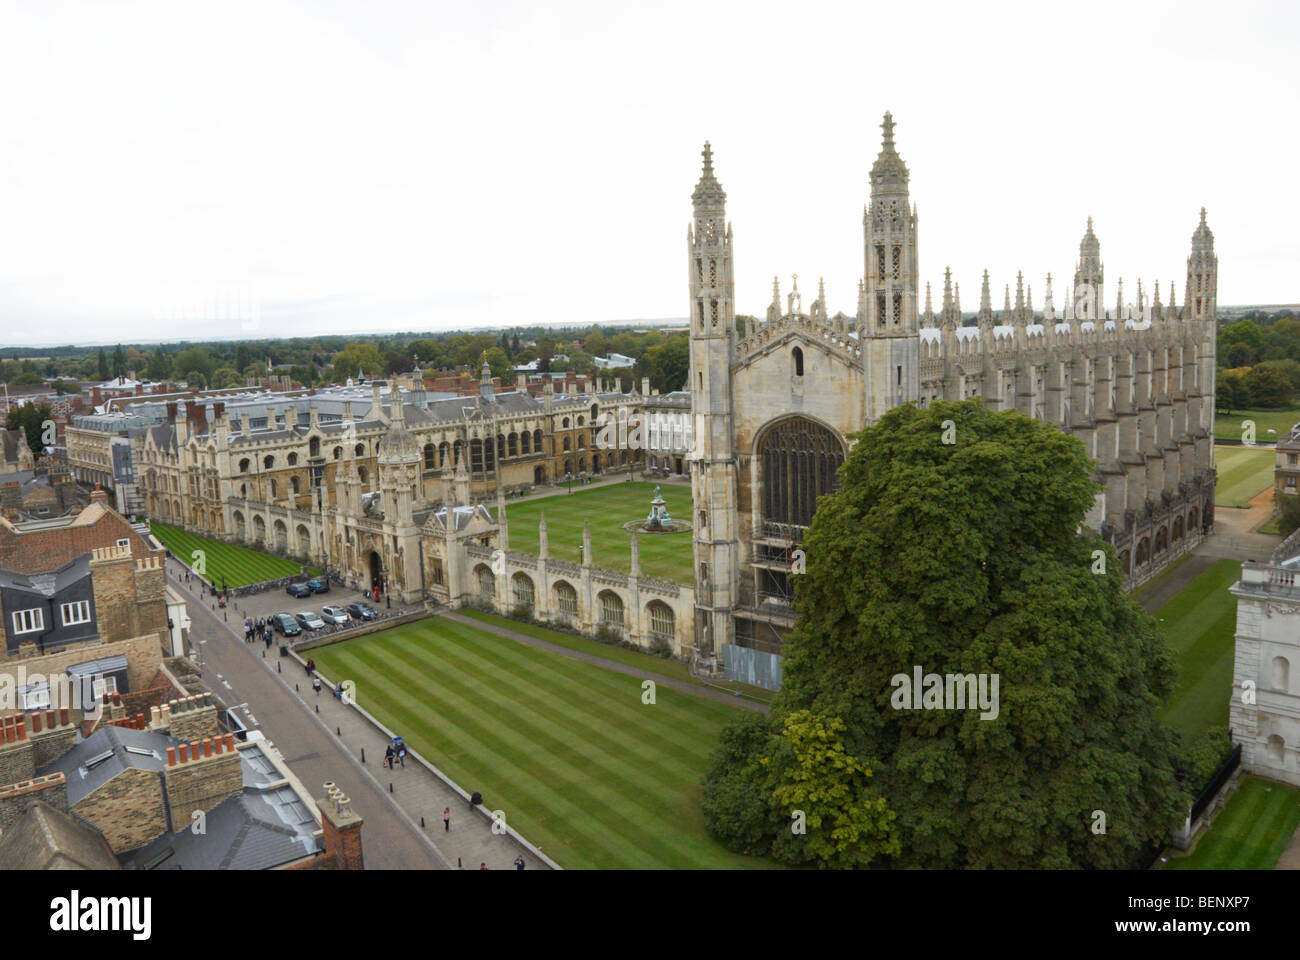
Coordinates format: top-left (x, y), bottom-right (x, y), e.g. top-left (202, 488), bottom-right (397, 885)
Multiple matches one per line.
top-left (701, 399), bottom-right (1191, 868)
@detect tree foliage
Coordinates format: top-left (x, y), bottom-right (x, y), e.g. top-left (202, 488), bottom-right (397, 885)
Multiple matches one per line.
top-left (702, 399), bottom-right (1191, 868)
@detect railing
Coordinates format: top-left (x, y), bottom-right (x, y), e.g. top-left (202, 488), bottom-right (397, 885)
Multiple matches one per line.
top-left (1189, 743), bottom-right (1242, 825)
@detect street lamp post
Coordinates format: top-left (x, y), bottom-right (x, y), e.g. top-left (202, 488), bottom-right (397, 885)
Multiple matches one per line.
top-left (566, 471), bottom-right (573, 495)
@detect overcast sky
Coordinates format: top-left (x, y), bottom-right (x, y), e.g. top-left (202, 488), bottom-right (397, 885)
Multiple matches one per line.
top-left (0, 0), bottom-right (1296, 347)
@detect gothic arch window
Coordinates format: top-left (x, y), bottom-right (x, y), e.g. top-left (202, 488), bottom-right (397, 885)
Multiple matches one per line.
top-left (264, 455), bottom-right (275, 470)
top-left (577, 416), bottom-right (585, 427)
top-left (333, 446), bottom-right (342, 460)
top-left (792, 347), bottom-right (804, 378)
top-left (520, 432), bottom-right (531, 454)
top-left (470, 438), bottom-right (484, 473)
top-left (358, 466), bottom-right (368, 485)
top-left (757, 417), bottom-right (845, 528)
top-left (355, 443), bottom-right (365, 456)
top-left (288, 453), bottom-right (298, 466)
top-left (291, 476), bottom-right (300, 495)
top-left (648, 601), bottom-right (674, 641)
top-left (439, 441), bottom-right (450, 466)
top-left (508, 433), bottom-right (518, 457)
top-left (309, 437), bottom-right (321, 458)
top-left (554, 580), bottom-right (578, 616)
top-left (563, 437), bottom-right (571, 452)
top-left (475, 564), bottom-right (496, 600)
top-left (424, 444), bottom-right (436, 470)
top-left (562, 418), bottom-right (570, 429)
top-left (598, 590), bottom-right (624, 628)
top-left (511, 572), bottom-right (535, 610)
top-left (533, 429), bottom-right (543, 452)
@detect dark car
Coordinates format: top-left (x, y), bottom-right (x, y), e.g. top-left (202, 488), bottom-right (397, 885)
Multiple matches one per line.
top-left (307, 577), bottom-right (330, 594)
top-left (271, 612), bottom-right (302, 637)
top-left (346, 602), bottom-right (377, 621)
top-left (286, 582), bottom-right (312, 598)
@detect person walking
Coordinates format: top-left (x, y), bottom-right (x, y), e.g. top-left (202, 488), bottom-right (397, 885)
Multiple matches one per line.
top-left (442, 807), bottom-right (450, 832)
top-left (312, 676), bottom-right (322, 695)
top-left (514, 856), bottom-right (525, 871)
top-left (384, 745), bottom-right (395, 769)
top-left (397, 744), bottom-right (406, 768)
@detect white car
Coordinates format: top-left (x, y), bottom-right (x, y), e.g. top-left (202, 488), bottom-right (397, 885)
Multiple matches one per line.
top-left (295, 611), bottom-right (325, 630)
top-left (320, 605), bottom-right (350, 625)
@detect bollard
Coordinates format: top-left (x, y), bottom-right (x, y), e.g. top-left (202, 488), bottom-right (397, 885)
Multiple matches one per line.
top-left (295, 683), bottom-right (299, 692)
top-left (262, 650), bottom-right (266, 658)
top-left (315, 703), bottom-right (319, 713)
top-left (389, 782), bottom-right (393, 793)
top-left (458, 857), bottom-right (462, 869)
top-left (337, 727), bottom-right (341, 736)
top-left (421, 816), bottom-right (425, 828)
top-left (277, 662), bottom-right (281, 673)
top-left (360, 748), bottom-right (365, 763)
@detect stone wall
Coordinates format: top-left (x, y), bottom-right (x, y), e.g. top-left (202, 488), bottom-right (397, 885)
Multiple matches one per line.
top-left (72, 766), bottom-right (168, 855)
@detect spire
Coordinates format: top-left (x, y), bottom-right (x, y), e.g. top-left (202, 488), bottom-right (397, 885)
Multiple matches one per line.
top-left (953, 282), bottom-right (961, 321)
top-left (923, 281), bottom-right (934, 325)
top-left (1025, 284), bottom-right (1033, 320)
top-left (1014, 271), bottom-right (1025, 315)
top-left (691, 141), bottom-right (726, 211)
top-left (1002, 283), bottom-right (1012, 323)
top-left (1169, 280), bottom-right (1178, 320)
top-left (1115, 278), bottom-right (1125, 321)
top-left (978, 270), bottom-right (993, 326)
top-left (1192, 206), bottom-right (1214, 250)
top-left (1080, 216), bottom-right (1100, 258)
top-left (767, 275), bottom-right (782, 324)
top-left (869, 111), bottom-right (909, 193)
top-left (1043, 273), bottom-right (1055, 321)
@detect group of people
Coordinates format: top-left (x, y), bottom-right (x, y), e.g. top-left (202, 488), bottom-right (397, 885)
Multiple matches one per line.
top-left (384, 742), bottom-right (407, 769)
top-left (244, 617), bottom-right (276, 647)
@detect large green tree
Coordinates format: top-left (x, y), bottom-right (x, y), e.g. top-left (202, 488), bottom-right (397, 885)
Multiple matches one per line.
top-left (702, 399), bottom-right (1190, 868)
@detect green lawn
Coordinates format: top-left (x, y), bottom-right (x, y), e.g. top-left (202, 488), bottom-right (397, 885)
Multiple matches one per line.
top-left (149, 522), bottom-right (318, 587)
top-left (310, 615), bottom-right (775, 869)
top-left (1214, 406), bottom-right (1300, 443)
top-left (1151, 558), bottom-right (1240, 741)
top-left (1167, 777), bottom-right (1300, 869)
top-left (457, 608), bottom-right (774, 704)
top-left (501, 481), bottom-right (693, 584)
top-left (1214, 445), bottom-right (1276, 508)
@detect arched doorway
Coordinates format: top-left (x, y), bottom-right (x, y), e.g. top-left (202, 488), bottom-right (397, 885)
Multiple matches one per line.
top-left (369, 551), bottom-right (383, 592)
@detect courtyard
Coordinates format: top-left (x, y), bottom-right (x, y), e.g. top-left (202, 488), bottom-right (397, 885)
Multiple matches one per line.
top-left (502, 480), bottom-right (694, 584)
top-left (308, 613), bottom-right (776, 869)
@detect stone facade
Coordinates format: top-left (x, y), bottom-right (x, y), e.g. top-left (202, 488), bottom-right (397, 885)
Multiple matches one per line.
top-left (685, 114), bottom-right (1219, 669)
top-left (1229, 529), bottom-right (1300, 786)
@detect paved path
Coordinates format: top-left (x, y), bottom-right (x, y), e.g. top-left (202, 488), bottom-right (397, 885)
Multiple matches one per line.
top-left (174, 561), bottom-right (547, 870)
top-left (1197, 487), bottom-right (1280, 564)
top-left (1135, 555), bottom-right (1219, 614)
top-left (439, 610), bottom-right (770, 714)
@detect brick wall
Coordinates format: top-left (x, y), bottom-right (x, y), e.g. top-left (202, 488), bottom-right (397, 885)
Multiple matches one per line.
top-left (167, 703), bottom-right (219, 743)
top-left (0, 772), bottom-right (67, 832)
top-left (162, 735), bottom-right (242, 833)
top-left (72, 766), bottom-right (167, 854)
top-left (89, 548), bottom-right (167, 651)
top-left (1, 631), bottom-right (162, 701)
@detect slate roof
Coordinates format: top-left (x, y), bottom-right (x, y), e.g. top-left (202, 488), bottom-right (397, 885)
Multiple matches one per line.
top-left (0, 802), bottom-right (121, 870)
top-left (38, 725), bottom-right (171, 806)
top-left (0, 553), bottom-right (91, 598)
top-left (120, 787), bottom-right (320, 870)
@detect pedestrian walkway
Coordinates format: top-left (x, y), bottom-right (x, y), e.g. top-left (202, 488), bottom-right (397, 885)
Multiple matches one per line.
top-left (439, 610), bottom-right (770, 714)
top-left (172, 559), bottom-right (553, 871)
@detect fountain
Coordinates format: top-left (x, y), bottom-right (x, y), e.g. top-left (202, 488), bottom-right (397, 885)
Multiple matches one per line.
top-left (623, 484), bottom-right (691, 535)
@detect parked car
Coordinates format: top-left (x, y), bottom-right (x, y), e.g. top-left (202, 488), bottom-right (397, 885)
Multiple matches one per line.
top-left (272, 613), bottom-right (301, 636)
top-left (307, 577), bottom-right (330, 594)
top-left (346, 602), bottom-right (377, 621)
top-left (320, 605), bottom-right (350, 625)
top-left (295, 611), bottom-right (326, 630)
top-left (286, 582), bottom-right (312, 598)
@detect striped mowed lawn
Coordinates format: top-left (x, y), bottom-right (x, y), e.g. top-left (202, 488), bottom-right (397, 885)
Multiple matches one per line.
top-left (1153, 558), bottom-right (1239, 741)
top-left (1213, 445), bottom-right (1275, 508)
top-left (309, 616), bottom-right (776, 869)
top-left (1167, 777), bottom-right (1300, 869)
top-left (149, 523), bottom-right (317, 587)
top-left (501, 481), bottom-right (693, 584)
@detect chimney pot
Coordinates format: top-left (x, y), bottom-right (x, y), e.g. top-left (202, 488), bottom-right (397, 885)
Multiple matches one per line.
top-left (167, 747), bottom-right (176, 767)
top-left (178, 743), bottom-right (189, 763)
top-left (16, 717), bottom-right (26, 741)
top-left (203, 737), bottom-right (213, 758)
top-left (45, 709), bottom-right (55, 729)
top-left (59, 707), bottom-right (69, 726)
top-left (31, 712), bottom-right (42, 733)
top-left (224, 733), bottom-right (235, 752)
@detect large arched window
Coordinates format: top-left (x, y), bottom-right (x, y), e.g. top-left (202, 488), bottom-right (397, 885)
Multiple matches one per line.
top-left (758, 417), bottom-right (845, 528)
top-left (599, 590), bottom-right (624, 628)
top-left (512, 572), bottom-right (535, 610)
top-left (424, 443), bottom-right (436, 470)
top-left (792, 346), bottom-right (804, 377)
top-left (648, 601), bottom-right (674, 641)
top-left (554, 580), bottom-right (578, 615)
top-left (476, 564), bottom-right (496, 599)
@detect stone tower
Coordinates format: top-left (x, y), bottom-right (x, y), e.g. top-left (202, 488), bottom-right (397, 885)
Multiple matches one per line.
top-left (861, 112), bottom-right (920, 423)
top-left (687, 142), bottom-right (740, 671)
